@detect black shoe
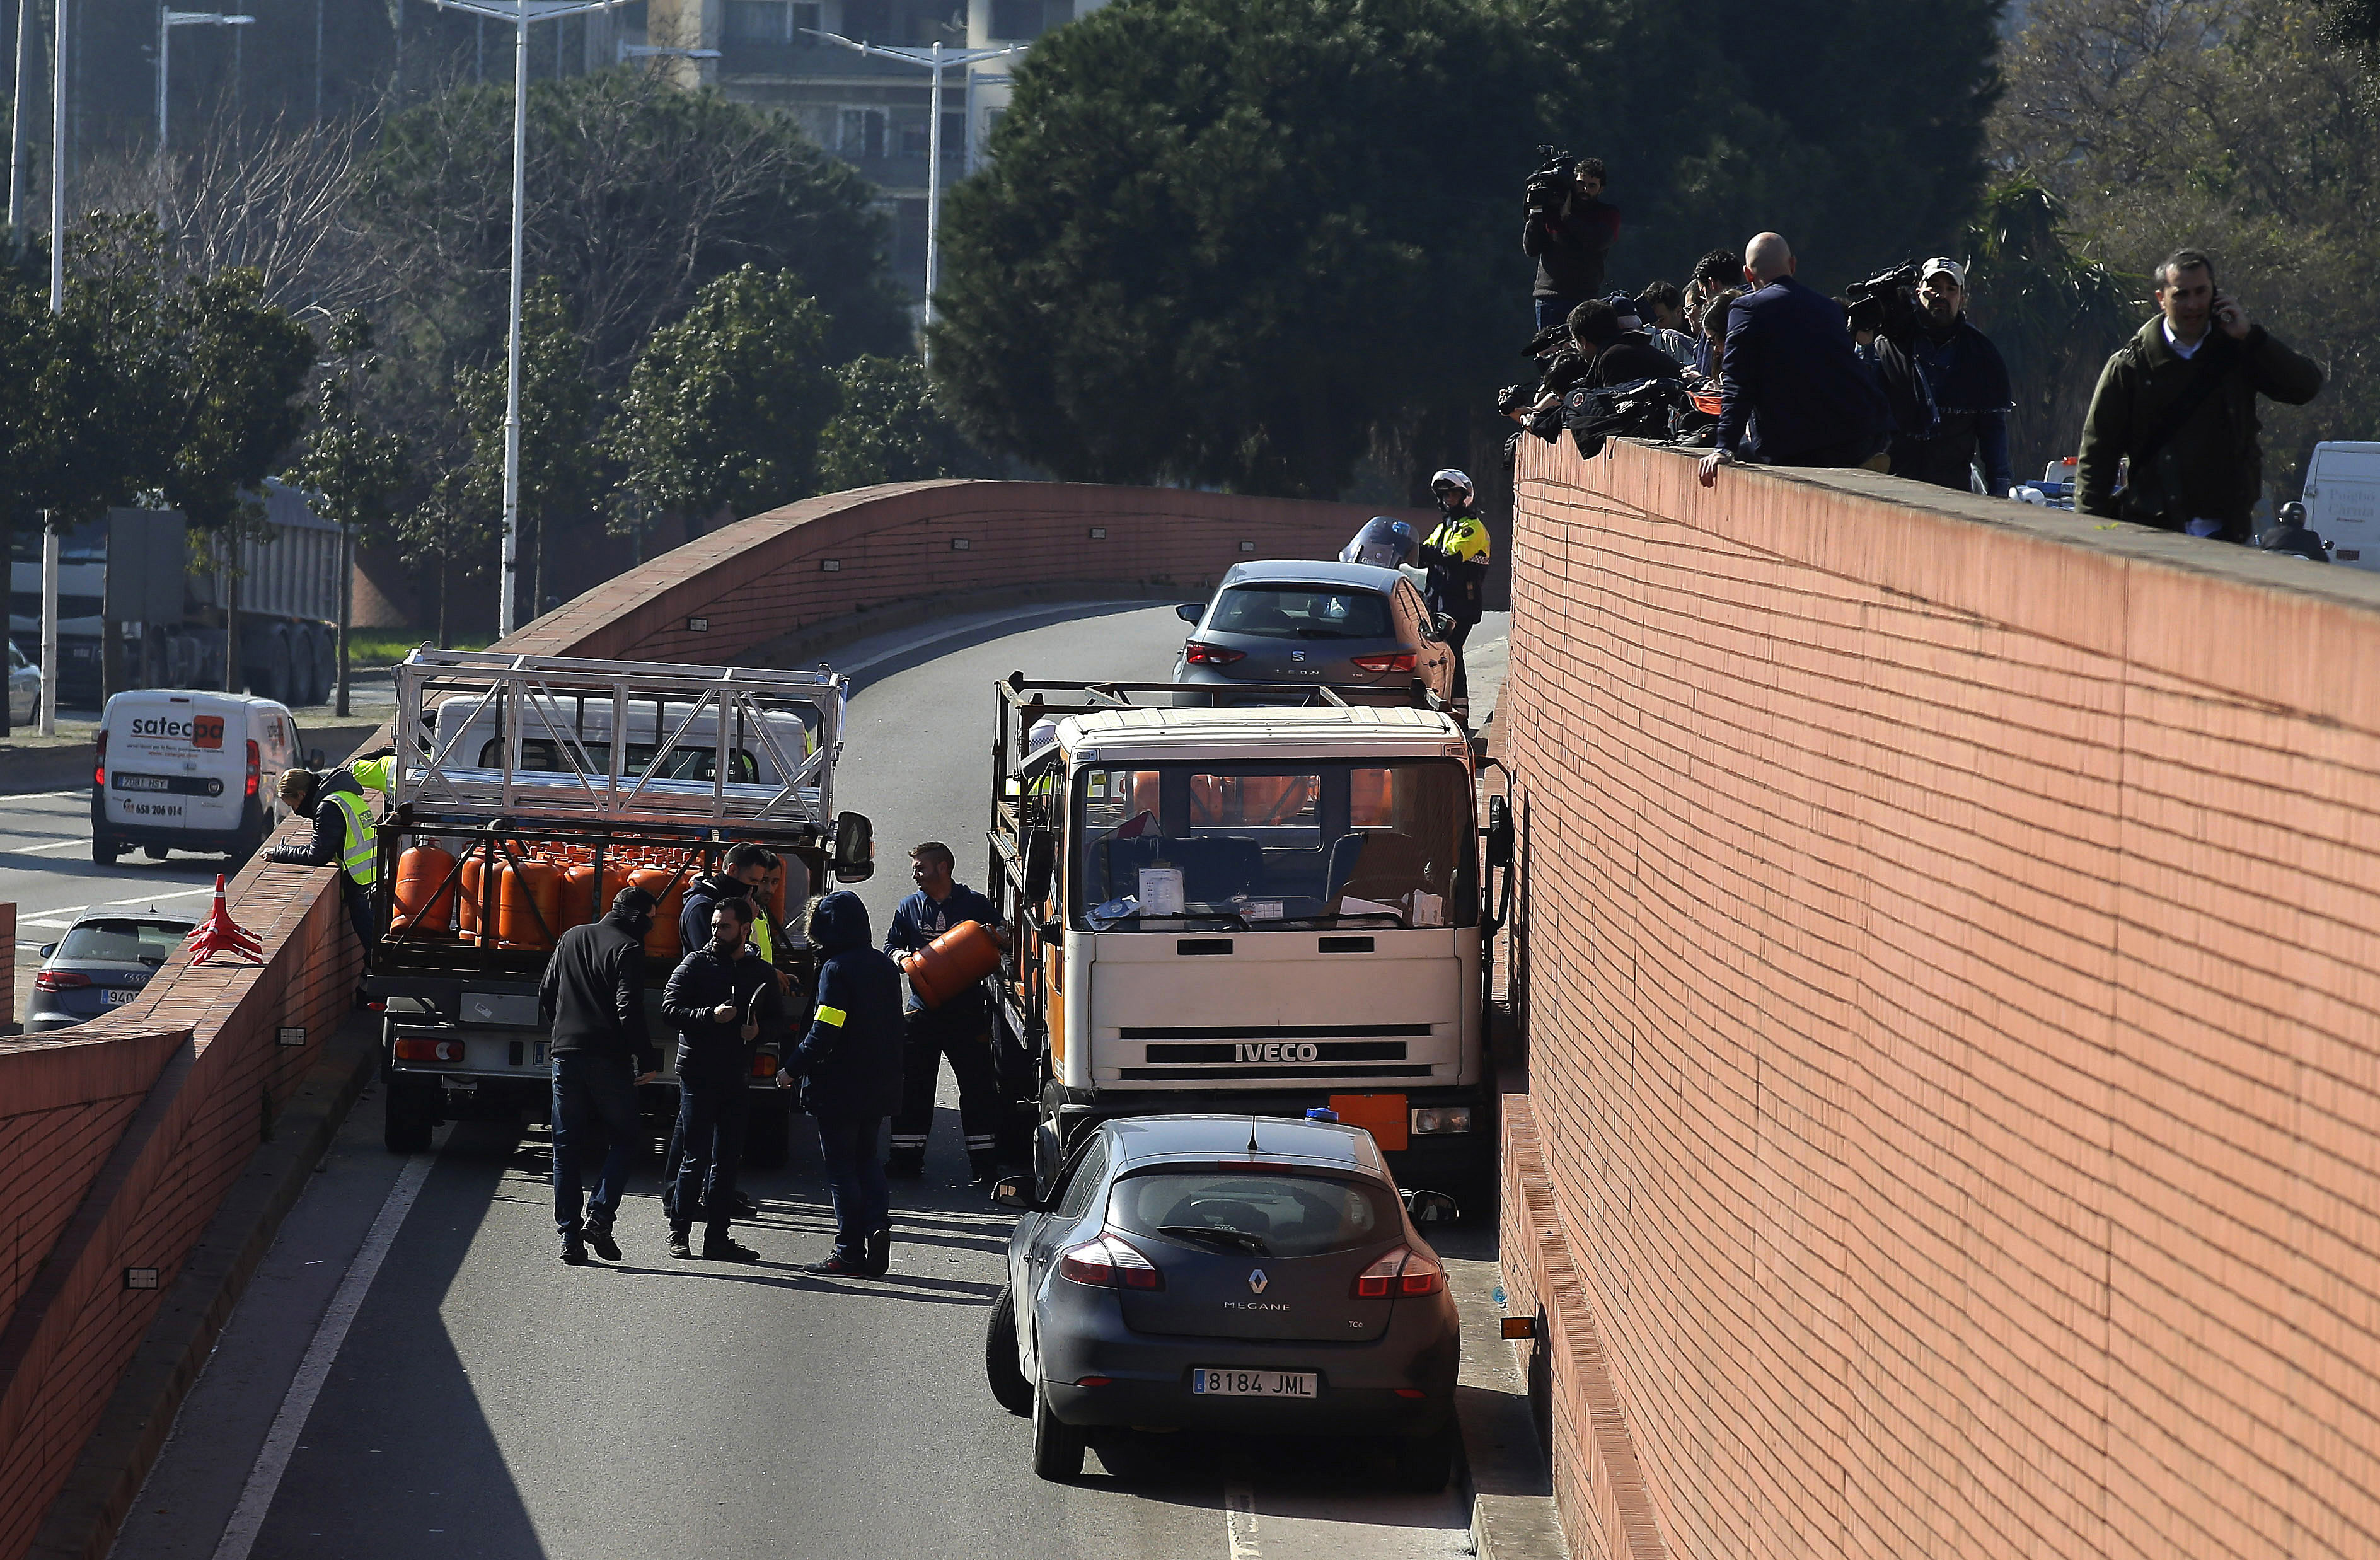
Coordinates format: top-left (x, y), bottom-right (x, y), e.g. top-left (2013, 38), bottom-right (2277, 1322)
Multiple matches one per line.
top-left (732, 1192), bottom-right (760, 1216)
top-left (885, 1158), bottom-right (923, 1180)
top-left (584, 1225), bottom-right (621, 1262)
top-left (702, 1237), bottom-right (762, 1263)
top-left (803, 1252), bottom-right (869, 1276)
top-left (560, 1239), bottom-right (591, 1265)
top-left (666, 1228), bottom-right (693, 1259)
top-left (862, 1227), bottom-right (892, 1278)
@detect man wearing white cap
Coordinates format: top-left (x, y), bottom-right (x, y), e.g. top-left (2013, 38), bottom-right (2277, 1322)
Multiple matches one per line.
top-left (1872, 258), bottom-right (2016, 498)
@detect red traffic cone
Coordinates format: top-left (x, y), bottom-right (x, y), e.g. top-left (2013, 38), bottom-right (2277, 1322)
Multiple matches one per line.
top-left (184, 874), bottom-right (264, 966)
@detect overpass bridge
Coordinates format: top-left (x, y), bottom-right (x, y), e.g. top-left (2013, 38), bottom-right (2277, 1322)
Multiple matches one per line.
top-left (3, 460), bottom-right (2376, 1560)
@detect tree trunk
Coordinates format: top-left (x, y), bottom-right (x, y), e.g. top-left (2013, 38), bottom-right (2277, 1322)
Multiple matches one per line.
top-left (434, 557), bottom-right (449, 648)
top-left (529, 513), bottom-right (545, 630)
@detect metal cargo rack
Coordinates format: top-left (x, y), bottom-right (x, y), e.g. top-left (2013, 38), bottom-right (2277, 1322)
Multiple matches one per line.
top-left (392, 647), bottom-right (846, 828)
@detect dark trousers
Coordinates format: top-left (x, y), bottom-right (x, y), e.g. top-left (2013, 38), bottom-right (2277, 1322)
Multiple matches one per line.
top-left (552, 1053), bottom-right (638, 1239)
top-left (342, 877), bottom-right (374, 950)
top-left (888, 1007), bottom-right (1002, 1167)
top-left (1535, 294), bottom-right (1590, 333)
top-left (815, 1113), bottom-right (889, 1261)
top-left (1441, 618), bottom-right (1474, 702)
top-left (669, 1074), bottom-right (750, 1240)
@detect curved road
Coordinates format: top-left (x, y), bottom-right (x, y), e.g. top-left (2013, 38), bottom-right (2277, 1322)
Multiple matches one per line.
top-left (101, 602), bottom-right (1507, 1560)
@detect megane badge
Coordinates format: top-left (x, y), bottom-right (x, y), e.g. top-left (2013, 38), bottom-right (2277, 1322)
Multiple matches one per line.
top-left (1248, 1268), bottom-right (1269, 1295)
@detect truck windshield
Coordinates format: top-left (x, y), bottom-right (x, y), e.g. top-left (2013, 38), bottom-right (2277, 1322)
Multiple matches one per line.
top-left (1073, 760), bottom-right (1474, 930)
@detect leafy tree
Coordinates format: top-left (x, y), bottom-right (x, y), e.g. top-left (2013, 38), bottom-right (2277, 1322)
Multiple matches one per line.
top-left (163, 267), bottom-right (318, 534)
top-left (609, 265), bottom-right (836, 548)
top-left (818, 355), bottom-right (994, 490)
top-left (288, 310), bottom-right (409, 714)
top-left (453, 277), bottom-right (596, 628)
top-left (391, 486), bottom-right (497, 650)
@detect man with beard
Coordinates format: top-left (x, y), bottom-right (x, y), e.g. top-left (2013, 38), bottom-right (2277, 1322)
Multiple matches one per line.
top-left (1873, 258), bottom-right (2016, 498)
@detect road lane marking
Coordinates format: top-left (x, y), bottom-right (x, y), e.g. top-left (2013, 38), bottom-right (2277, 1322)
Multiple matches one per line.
top-left (209, 1152), bottom-right (434, 1560)
top-left (838, 599), bottom-right (1156, 679)
top-left (1225, 1483), bottom-right (1262, 1559)
top-left (4, 836), bottom-right (93, 853)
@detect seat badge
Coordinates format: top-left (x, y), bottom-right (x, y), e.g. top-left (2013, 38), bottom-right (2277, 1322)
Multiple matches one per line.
top-left (1248, 1268), bottom-right (1269, 1295)
top-left (1290, 651), bottom-right (1305, 662)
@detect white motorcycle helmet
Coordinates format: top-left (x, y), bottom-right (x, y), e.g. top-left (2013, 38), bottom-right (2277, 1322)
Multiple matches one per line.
top-left (1430, 468), bottom-right (1474, 506)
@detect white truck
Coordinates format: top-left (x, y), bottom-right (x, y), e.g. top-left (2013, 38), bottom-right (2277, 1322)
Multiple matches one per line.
top-left (364, 649), bottom-right (875, 1158)
top-left (986, 678), bottom-right (1512, 1205)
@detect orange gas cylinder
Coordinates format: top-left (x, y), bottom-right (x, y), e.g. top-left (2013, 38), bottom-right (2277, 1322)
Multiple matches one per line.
top-left (499, 858), bottom-right (562, 949)
top-left (391, 843), bottom-right (458, 932)
top-left (902, 918), bottom-right (1003, 1010)
top-left (631, 867), bottom-right (682, 959)
top-left (558, 863), bottom-right (599, 934)
top-left (459, 854), bottom-right (487, 942)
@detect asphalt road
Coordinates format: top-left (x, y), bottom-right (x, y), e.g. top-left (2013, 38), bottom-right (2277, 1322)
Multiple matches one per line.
top-left (98, 601), bottom-right (1512, 1560)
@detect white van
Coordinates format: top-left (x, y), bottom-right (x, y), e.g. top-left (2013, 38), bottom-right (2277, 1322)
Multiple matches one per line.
top-left (92, 690), bottom-right (306, 865)
top-left (2303, 441), bottom-right (2380, 568)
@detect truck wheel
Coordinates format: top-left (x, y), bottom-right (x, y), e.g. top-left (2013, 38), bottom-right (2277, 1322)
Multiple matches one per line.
top-left (93, 835), bottom-right (122, 865)
top-left (743, 1092), bottom-right (792, 1169)
top-left (985, 1285), bottom-right (1034, 1415)
top-left (1031, 1381), bottom-right (1086, 1480)
top-left (384, 1074), bottom-right (439, 1153)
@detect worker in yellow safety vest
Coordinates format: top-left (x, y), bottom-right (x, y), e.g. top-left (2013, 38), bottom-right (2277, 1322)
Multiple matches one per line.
top-left (267, 752), bottom-right (392, 949)
top-left (1419, 468), bottom-right (1493, 710)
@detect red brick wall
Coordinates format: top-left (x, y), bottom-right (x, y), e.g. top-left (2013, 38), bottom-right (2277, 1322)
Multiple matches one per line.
top-left (1500, 434), bottom-right (2380, 1560)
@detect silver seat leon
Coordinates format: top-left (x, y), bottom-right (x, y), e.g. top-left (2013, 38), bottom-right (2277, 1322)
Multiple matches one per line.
top-left (1171, 560), bottom-right (1457, 705)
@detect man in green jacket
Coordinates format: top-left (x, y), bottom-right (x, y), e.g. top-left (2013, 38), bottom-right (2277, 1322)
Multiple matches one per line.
top-left (2076, 250), bottom-right (2323, 541)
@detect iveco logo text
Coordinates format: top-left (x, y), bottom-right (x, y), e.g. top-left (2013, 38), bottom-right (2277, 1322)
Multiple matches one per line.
top-left (1235, 1042), bottom-right (1320, 1063)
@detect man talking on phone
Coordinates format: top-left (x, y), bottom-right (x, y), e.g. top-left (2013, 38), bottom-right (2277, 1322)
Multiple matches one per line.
top-left (2077, 249), bottom-right (2322, 541)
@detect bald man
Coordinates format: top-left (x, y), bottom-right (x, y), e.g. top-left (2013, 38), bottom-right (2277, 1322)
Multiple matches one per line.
top-left (1698, 232), bottom-right (1888, 487)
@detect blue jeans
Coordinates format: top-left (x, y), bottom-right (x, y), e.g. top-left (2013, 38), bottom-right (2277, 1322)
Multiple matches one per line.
top-left (815, 1114), bottom-right (889, 1261)
top-left (670, 1074), bottom-right (750, 1240)
top-left (1535, 294), bottom-right (1590, 333)
top-left (552, 1053), bottom-right (640, 1239)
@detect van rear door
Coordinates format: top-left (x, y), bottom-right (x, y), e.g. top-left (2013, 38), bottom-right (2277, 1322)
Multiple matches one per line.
top-left (103, 694), bottom-right (241, 833)
top-left (2308, 441), bottom-right (2380, 569)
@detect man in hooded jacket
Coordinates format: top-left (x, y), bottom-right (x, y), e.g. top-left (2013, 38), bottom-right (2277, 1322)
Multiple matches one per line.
top-left (781, 891), bottom-right (904, 1276)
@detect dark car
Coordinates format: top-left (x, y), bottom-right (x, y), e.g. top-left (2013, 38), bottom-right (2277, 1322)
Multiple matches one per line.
top-left (28, 913), bottom-right (192, 1032)
top-left (984, 1114), bottom-right (1462, 1487)
top-left (1172, 560), bottom-right (1457, 706)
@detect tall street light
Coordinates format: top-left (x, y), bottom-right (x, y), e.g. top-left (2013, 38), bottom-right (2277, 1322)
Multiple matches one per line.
top-left (158, 9), bottom-right (254, 176)
top-left (38, 0), bottom-right (65, 733)
top-left (430, 0), bottom-right (627, 639)
top-left (802, 29), bottom-right (1024, 364)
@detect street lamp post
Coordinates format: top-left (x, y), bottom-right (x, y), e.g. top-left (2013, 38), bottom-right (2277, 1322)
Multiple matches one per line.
top-left (158, 9), bottom-right (255, 178)
top-left (430, 0), bottom-right (628, 640)
top-left (802, 29), bottom-right (1025, 362)
top-left (38, 0), bottom-right (65, 734)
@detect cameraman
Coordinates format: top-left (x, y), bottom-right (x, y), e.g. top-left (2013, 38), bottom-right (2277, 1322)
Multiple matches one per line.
top-left (1523, 155), bottom-right (1620, 332)
top-left (1871, 259), bottom-right (2016, 497)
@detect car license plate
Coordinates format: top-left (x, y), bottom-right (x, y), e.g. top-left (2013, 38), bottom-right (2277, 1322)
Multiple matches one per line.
top-left (1191, 1368), bottom-right (1317, 1399)
top-left (115, 774), bottom-right (170, 791)
top-left (105, 986), bottom-right (139, 1005)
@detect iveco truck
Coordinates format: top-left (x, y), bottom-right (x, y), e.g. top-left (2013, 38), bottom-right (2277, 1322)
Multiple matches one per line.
top-left (985, 678), bottom-right (1511, 1202)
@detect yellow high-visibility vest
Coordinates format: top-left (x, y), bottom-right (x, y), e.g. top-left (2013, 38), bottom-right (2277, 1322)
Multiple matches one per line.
top-left (326, 790), bottom-right (378, 887)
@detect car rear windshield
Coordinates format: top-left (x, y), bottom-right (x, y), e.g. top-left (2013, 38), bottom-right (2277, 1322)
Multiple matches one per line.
top-left (57, 920), bottom-right (191, 964)
top-left (1208, 586), bottom-right (1394, 641)
top-left (1107, 1169), bottom-right (1399, 1259)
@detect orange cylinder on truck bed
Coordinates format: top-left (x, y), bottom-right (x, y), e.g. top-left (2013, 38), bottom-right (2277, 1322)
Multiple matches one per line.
top-left (630, 867), bottom-right (683, 959)
top-left (459, 854), bottom-right (487, 942)
top-left (901, 919), bottom-right (1003, 1010)
top-left (558, 862), bottom-right (599, 934)
top-left (391, 843), bottom-right (458, 932)
top-left (498, 858), bottom-right (562, 949)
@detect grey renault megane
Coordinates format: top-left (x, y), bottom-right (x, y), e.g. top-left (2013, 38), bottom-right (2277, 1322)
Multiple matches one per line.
top-left (985, 1113), bottom-right (1462, 1487)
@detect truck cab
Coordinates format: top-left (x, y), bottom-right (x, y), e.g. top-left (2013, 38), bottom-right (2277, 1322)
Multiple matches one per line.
top-left (989, 680), bottom-right (1510, 1203)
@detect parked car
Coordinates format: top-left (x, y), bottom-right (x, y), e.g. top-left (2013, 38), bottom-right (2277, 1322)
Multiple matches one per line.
top-left (1171, 560), bottom-right (1457, 706)
top-left (27, 911), bottom-right (194, 1032)
top-left (6, 640), bottom-right (36, 726)
top-left (985, 1113), bottom-right (1462, 1488)
top-left (91, 690), bottom-right (305, 865)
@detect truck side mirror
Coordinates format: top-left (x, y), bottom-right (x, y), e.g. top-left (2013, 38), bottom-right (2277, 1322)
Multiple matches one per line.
top-left (1403, 1189), bottom-right (1460, 1224)
top-left (1022, 827), bottom-right (1056, 906)
top-left (1175, 603), bottom-right (1203, 625)
top-left (831, 811), bottom-right (875, 882)
top-left (308, 747), bottom-right (325, 768)
top-left (1433, 613), bottom-right (1457, 639)
top-left (990, 1174), bottom-right (1044, 1211)
top-left (1484, 795), bottom-right (1513, 870)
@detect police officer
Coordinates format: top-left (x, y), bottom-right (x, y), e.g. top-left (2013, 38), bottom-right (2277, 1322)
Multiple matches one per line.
top-left (884, 841), bottom-right (1008, 1184)
top-left (1418, 469), bottom-right (1493, 710)
top-left (267, 751), bottom-right (393, 949)
top-left (660, 896), bottom-right (788, 1261)
top-left (781, 890), bottom-right (905, 1276)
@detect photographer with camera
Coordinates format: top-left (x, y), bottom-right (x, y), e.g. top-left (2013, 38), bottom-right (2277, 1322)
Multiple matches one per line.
top-left (1523, 151), bottom-right (1620, 332)
top-left (1865, 258), bottom-right (2016, 498)
top-left (1697, 233), bottom-right (1889, 489)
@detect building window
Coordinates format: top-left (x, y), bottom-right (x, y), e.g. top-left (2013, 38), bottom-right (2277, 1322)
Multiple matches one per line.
top-left (990, 0), bottom-right (1068, 37)
top-left (794, 3), bottom-right (821, 40)
top-left (842, 0), bottom-right (891, 39)
top-left (841, 107), bottom-right (887, 157)
top-left (726, 0), bottom-right (789, 40)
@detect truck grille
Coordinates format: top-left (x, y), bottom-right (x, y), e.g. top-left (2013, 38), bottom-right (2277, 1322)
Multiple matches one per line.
top-left (1141, 1041), bottom-right (1408, 1063)
top-left (1119, 1064), bottom-right (1438, 1080)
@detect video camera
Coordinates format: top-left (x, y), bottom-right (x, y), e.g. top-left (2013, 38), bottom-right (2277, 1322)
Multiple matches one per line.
top-left (1525, 146), bottom-right (1579, 216)
top-left (1845, 262), bottom-right (1922, 340)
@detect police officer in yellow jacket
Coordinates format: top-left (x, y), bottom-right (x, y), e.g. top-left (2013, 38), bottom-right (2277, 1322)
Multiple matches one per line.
top-left (1419, 469), bottom-right (1493, 707)
top-left (267, 752), bottom-right (392, 949)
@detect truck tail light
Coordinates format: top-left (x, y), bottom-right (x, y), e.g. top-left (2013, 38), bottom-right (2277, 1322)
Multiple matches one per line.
top-left (245, 740), bottom-right (260, 799)
top-left (95, 729), bottom-right (108, 787)
top-left (1351, 652), bottom-right (1418, 674)
top-left (36, 970), bottom-right (92, 990)
top-left (393, 1037), bottom-right (465, 1063)
top-left (1058, 1233), bottom-right (1164, 1291)
top-left (1353, 1245), bottom-right (1444, 1298)
top-left (750, 1051), bottom-right (780, 1078)
top-left (1183, 642), bottom-right (1245, 666)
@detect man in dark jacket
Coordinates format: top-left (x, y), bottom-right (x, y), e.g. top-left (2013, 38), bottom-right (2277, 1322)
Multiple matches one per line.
top-left (2077, 249), bottom-right (2323, 540)
top-left (1570, 298), bottom-right (1687, 389)
top-left (1874, 259), bottom-right (2016, 498)
top-left (679, 841), bottom-right (770, 955)
top-left (266, 757), bottom-right (388, 950)
top-left (782, 891), bottom-right (904, 1276)
top-left (660, 896), bottom-right (789, 1261)
top-left (1522, 157), bottom-right (1619, 332)
top-left (1701, 233), bottom-right (1890, 487)
top-left (884, 842), bottom-right (1008, 1183)
top-left (537, 886), bottom-right (661, 1264)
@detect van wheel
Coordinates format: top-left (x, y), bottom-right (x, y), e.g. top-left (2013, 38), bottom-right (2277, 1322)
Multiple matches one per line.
top-left (743, 1092), bottom-right (791, 1169)
top-left (92, 835), bottom-right (122, 865)
top-left (1031, 1381), bottom-right (1086, 1480)
top-left (985, 1286), bottom-right (1034, 1416)
top-left (384, 1075), bottom-right (439, 1153)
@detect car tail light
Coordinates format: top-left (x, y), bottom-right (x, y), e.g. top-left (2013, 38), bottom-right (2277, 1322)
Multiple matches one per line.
top-left (94, 729), bottom-right (107, 787)
top-left (35, 970), bottom-right (92, 990)
top-left (1353, 1245), bottom-right (1445, 1298)
top-left (751, 1051), bottom-right (780, 1078)
top-left (1351, 652), bottom-right (1418, 674)
top-left (1058, 1232), bottom-right (1164, 1291)
top-left (246, 740), bottom-right (260, 799)
top-left (1183, 642), bottom-right (1245, 666)
top-left (393, 1037), bottom-right (466, 1063)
